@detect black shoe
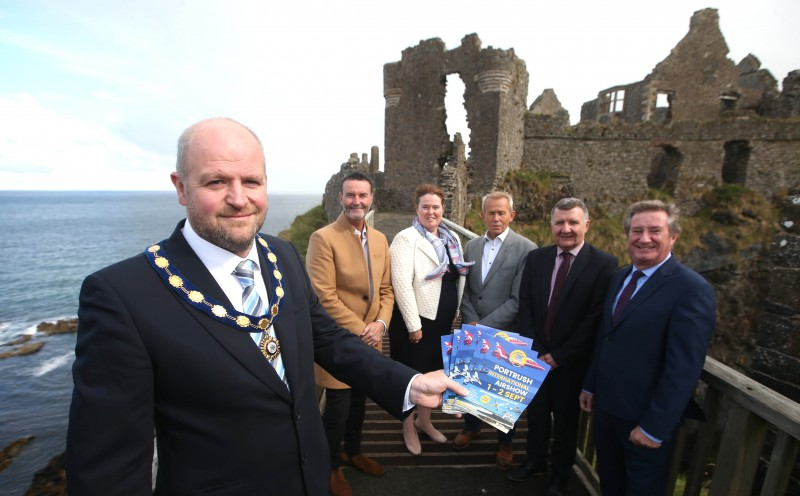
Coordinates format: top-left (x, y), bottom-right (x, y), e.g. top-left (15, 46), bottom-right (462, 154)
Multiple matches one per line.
top-left (506, 461), bottom-right (547, 482)
top-left (544, 478), bottom-right (568, 496)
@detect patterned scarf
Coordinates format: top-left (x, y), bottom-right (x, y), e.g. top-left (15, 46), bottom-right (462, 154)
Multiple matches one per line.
top-left (413, 218), bottom-right (474, 280)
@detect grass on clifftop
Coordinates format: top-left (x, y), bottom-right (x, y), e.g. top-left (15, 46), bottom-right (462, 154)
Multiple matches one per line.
top-left (278, 203), bottom-right (327, 259)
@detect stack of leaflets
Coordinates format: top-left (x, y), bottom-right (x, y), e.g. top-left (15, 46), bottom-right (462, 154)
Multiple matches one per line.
top-left (441, 324), bottom-right (551, 433)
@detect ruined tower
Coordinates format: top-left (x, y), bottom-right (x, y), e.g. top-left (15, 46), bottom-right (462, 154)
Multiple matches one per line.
top-left (382, 34), bottom-right (528, 221)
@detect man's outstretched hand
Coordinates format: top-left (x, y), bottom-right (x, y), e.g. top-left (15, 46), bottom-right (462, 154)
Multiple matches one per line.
top-left (409, 370), bottom-right (468, 408)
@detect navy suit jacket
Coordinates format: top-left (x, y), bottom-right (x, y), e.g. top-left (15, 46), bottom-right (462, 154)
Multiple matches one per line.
top-left (67, 221), bottom-right (415, 496)
top-left (519, 243), bottom-right (617, 370)
top-left (583, 255), bottom-right (716, 441)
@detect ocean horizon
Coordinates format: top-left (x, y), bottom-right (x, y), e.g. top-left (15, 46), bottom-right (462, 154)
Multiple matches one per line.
top-left (0, 190), bottom-right (321, 494)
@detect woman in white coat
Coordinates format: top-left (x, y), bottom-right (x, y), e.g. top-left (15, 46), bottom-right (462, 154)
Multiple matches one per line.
top-left (389, 184), bottom-right (469, 455)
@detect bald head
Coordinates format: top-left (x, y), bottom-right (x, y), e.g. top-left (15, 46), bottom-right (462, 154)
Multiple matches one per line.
top-left (176, 118), bottom-right (265, 181)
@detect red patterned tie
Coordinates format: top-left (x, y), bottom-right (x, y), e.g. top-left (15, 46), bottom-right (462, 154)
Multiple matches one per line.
top-left (612, 270), bottom-right (644, 322)
top-left (543, 252), bottom-right (572, 340)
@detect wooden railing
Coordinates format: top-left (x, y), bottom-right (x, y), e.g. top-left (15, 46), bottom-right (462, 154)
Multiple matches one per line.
top-left (447, 218), bottom-right (800, 496)
top-left (576, 357), bottom-right (800, 495)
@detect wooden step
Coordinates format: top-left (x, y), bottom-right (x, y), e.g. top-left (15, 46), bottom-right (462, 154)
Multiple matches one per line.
top-left (357, 333), bottom-right (529, 468)
top-left (359, 399), bottom-right (528, 467)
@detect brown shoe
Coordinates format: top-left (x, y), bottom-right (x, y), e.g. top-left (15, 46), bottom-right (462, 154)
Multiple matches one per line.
top-left (329, 468), bottom-right (352, 496)
top-left (340, 453), bottom-right (385, 477)
top-left (496, 444), bottom-right (513, 470)
top-left (452, 429), bottom-right (480, 450)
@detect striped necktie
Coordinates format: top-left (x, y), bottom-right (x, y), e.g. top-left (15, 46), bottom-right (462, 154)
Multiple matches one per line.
top-left (233, 259), bottom-right (287, 385)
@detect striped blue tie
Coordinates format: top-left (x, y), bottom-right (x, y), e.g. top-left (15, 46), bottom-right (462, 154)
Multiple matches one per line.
top-left (233, 260), bottom-right (287, 385)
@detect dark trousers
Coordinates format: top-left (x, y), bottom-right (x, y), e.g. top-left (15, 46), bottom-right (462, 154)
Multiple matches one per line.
top-left (593, 409), bottom-right (673, 496)
top-left (322, 387), bottom-right (367, 470)
top-left (463, 414), bottom-right (515, 445)
top-left (524, 366), bottom-right (583, 481)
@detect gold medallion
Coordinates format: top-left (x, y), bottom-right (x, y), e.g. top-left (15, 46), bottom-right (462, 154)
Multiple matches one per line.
top-left (260, 333), bottom-right (281, 361)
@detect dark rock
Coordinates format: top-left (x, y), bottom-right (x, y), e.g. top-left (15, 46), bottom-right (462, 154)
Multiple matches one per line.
top-left (37, 318), bottom-right (78, 335)
top-left (756, 313), bottom-right (800, 355)
top-left (0, 436), bottom-right (35, 473)
top-left (771, 233), bottom-right (800, 268)
top-left (766, 268), bottom-right (800, 313)
top-left (0, 341), bottom-right (45, 359)
top-left (24, 452), bottom-right (66, 496)
top-left (2, 334), bottom-right (32, 346)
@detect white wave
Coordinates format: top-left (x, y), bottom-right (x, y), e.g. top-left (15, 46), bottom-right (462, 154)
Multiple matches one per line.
top-left (32, 351), bottom-right (75, 377)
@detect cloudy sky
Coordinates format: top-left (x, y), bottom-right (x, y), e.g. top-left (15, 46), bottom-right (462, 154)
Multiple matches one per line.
top-left (0, 0), bottom-right (797, 193)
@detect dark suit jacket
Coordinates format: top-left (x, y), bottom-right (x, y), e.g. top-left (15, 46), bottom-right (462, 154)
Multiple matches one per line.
top-left (519, 243), bottom-right (618, 370)
top-left (583, 255), bottom-right (716, 441)
top-left (66, 221), bottom-right (416, 496)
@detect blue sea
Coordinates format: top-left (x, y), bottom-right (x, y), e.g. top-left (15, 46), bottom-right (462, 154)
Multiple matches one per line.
top-left (0, 191), bottom-right (321, 494)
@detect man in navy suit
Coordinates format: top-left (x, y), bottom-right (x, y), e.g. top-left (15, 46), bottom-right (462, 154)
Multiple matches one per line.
top-left (507, 198), bottom-right (617, 496)
top-left (580, 200), bottom-right (716, 495)
top-left (66, 117), bottom-right (466, 495)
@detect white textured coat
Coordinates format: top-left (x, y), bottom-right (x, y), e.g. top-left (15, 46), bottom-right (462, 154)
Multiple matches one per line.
top-left (390, 226), bottom-right (465, 333)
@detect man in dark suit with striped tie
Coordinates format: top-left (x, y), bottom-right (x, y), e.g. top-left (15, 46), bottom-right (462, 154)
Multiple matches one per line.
top-left (66, 117), bottom-right (466, 495)
top-left (507, 198), bottom-right (617, 496)
top-left (580, 200), bottom-right (716, 495)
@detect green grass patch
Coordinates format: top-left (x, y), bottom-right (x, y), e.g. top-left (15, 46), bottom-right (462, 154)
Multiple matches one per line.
top-left (277, 203), bottom-right (327, 260)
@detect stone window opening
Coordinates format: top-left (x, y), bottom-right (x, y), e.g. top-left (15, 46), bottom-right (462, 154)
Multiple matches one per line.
top-left (653, 90), bottom-right (674, 124)
top-left (444, 73), bottom-right (471, 162)
top-left (600, 89), bottom-right (625, 114)
top-left (720, 91), bottom-right (740, 114)
top-left (722, 140), bottom-right (750, 185)
top-left (648, 145), bottom-right (682, 196)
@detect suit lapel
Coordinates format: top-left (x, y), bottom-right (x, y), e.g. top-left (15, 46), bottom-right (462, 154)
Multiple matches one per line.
top-left (482, 232), bottom-right (517, 287)
top-left (537, 246), bottom-right (557, 315)
top-left (262, 238), bottom-right (301, 396)
top-left (162, 222), bottom-right (292, 402)
top-left (554, 244), bottom-right (590, 308)
top-left (610, 257), bottom-right (677, 329)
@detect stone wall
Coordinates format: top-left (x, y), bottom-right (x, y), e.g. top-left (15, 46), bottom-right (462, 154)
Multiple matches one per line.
top-left (580, 9), bottom-right (798, 125)
top-left (752, 190), bottom-right (800, 402)
top-left (523, 117), bottom-right (800, 214)
top-left (382, 33), bottom-right (528, 221)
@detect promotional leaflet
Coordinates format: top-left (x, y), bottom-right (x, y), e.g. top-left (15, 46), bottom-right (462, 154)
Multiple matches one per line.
top-left (440, 325), bottom-right (550, 432)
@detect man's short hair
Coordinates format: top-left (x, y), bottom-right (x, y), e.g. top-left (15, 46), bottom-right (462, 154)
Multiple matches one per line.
top-left (551, 197), bottom-right (589, 221)
top-left (481, 191), bottom-right (514, 212)
top-left (340, 171), bottom-right (374, 194)
top-left (623, 200), bottom-right (681, 235)
top-left (175, 117), bottom-right (263, 181)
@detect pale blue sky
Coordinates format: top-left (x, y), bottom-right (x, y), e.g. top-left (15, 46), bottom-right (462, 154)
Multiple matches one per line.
top-left (1, 0), bottom-right (797, 193)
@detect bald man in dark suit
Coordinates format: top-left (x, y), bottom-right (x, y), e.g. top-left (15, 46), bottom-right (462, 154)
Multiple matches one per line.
top-left (66, 117), bottom-right (465, 495)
